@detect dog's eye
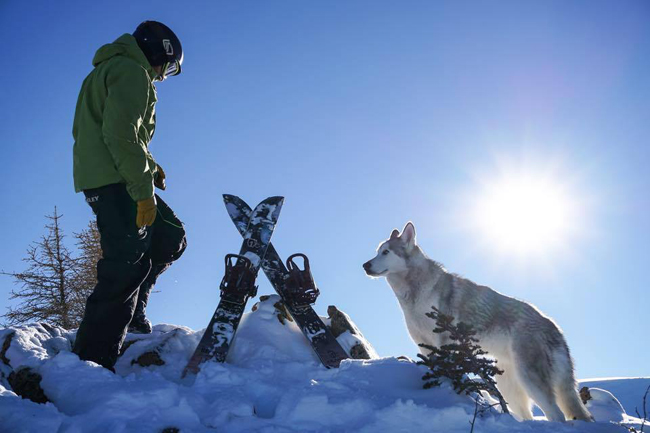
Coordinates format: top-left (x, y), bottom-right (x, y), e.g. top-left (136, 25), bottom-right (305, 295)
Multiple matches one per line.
top-left (382, 250), bottom-right (390, 255)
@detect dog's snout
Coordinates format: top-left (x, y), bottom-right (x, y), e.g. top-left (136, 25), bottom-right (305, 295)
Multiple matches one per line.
top-left (363, 261), bottom-right (372, 271)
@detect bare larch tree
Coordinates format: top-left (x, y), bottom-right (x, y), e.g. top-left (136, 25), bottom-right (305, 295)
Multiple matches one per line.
top-left (70, 220), bottom-right (102, 321)
top-left (2, 208), bottom-right (82, 329)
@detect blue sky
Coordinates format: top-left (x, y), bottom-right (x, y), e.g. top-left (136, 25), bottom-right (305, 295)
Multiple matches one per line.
top-left (0, 1), bottom-right (648, 379)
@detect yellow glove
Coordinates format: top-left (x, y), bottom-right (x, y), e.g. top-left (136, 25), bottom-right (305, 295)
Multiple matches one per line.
top-left (136, 196), bottom-right (157, 228)
top-left (154, 164), bottom-right (166, 191)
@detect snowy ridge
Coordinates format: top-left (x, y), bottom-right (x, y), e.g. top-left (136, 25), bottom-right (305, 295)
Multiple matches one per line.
top-left (0, 296), bottom-right (648, 432)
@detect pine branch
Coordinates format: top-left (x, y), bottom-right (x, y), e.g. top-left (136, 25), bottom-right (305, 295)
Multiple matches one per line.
top-left (418, 307), bottom-right (509, 415)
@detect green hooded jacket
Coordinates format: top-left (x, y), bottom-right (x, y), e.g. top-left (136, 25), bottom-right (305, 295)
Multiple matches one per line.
top-left (73, 34), bottom-right (159, 202)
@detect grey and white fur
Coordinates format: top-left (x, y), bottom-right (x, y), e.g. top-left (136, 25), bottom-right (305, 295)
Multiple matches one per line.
top-left (363, 222), bottom-right (593, 422)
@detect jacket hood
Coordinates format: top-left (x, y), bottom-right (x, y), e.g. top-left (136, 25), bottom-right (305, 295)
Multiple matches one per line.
top-left (92, 34), bottom-right (154, 76)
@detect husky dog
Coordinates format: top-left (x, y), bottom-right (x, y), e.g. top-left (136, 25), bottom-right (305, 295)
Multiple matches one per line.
top-left (363, 222), bottom-right (592, 422)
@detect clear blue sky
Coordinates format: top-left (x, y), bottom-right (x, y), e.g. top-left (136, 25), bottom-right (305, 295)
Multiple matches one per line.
top-left (0, 1), bottom-right (648, 379)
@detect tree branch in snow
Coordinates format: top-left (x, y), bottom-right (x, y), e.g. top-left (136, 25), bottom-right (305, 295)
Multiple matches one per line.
top-left (634, 385), bottom-right (649, 433)
top-left (469, 397), bottom-right (501, 433)
top-left (417, 307), bottom-right (509, 415)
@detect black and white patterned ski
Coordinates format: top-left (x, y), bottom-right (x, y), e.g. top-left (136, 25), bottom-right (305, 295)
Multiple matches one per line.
top-left (223, 194), bottom-right (349, 368)
top-left (183, 196), bottom-right (284, 377)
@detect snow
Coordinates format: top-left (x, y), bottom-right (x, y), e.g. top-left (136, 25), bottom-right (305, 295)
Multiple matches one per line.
top-left (581, 378), bottom-right (650, 418)
top-left (583, 388), bottom-right (627, 423)
top-left (0, 295), bottom-right (647, 433)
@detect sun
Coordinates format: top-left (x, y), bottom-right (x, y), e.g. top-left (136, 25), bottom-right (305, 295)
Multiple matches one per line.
top-left (472, 173), bottom-right (576, 256)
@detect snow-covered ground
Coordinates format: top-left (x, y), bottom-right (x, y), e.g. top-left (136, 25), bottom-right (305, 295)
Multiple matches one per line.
top-left (0, 295), bottom-right (647, 433)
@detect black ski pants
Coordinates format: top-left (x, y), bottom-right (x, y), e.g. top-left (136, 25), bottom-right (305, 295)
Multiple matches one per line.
top-left (73, 183), bottom-right (186, 369)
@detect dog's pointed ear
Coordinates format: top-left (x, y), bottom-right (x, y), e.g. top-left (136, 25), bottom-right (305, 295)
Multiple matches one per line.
top-left (400, 222), bottom-right (416, 248)
top-left (390, 229), bottom-right (400, 240)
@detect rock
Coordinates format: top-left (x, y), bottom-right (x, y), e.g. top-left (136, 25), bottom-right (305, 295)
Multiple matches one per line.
top-left (7, 367), bottom-right (49, 404)
top-left (271, 300), bottom-right (293, 325)
top-left (328, 306), bottom-right (357, 338)
top-left (327, 305), bottom-right (376, 360)
top-left (119, 328), bottom-right (186, 369)
top-left (251, 298), bottom-right (378, 360)
top-left (580, 386), bottom-right (591, 404)
top-left (132, 351), bottom-right (165, 367)
top-left (350, 344), bottom-right (371, 360)
top-left (252, 295), bottom-right (293, 325)
top-left (1, 332), bottom-right (14, 366)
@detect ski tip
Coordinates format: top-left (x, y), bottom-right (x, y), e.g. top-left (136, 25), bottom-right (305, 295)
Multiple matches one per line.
top-left (223, 194), bottom-right (248, 208)
top-left (266, 196), bottom-right (285, 205)
top-left (224, 194), bottom-right (283, 204)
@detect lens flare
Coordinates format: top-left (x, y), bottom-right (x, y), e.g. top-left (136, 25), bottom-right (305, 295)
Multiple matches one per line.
top-left (472, 174), bottom-right (575, 256)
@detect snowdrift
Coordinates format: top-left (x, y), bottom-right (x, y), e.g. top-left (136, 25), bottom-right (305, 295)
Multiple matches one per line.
top-left (0, 295), bottom-right (647, 433)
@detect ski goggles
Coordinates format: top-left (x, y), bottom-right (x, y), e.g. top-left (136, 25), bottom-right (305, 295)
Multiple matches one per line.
top-left (157, 59), bottom-right (182, 81)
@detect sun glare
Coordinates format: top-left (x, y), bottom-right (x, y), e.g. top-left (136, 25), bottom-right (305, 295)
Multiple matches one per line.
top-left (472, 174), bottom-right (576, 256)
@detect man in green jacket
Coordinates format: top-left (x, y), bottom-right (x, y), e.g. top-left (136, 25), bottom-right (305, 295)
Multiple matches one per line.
top-left (72, 21), bottom-right (186, 370)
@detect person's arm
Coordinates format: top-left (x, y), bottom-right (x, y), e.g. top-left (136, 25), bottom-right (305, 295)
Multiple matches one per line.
top-left (101, 58), bottom-right (156, 202)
